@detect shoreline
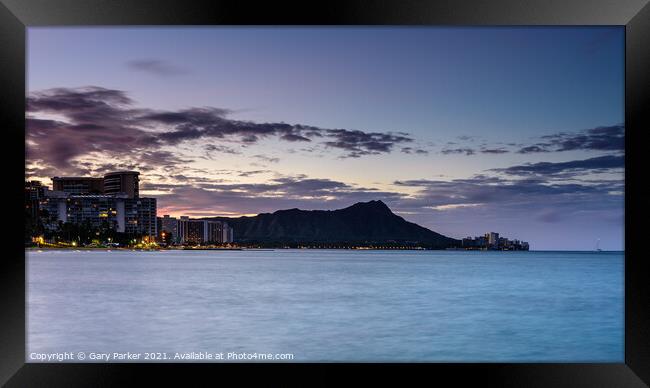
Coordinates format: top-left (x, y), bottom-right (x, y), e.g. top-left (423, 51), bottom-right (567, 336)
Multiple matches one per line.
top-left (25, 247), bottom-right (621, 253)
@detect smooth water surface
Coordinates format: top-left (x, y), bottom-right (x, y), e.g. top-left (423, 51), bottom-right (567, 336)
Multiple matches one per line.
top-left (27, 249), bottom-right (623, 362)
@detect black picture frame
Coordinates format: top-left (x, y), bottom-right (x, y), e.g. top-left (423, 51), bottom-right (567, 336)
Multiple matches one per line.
top-left (1, 0), bottom-right (648, 386)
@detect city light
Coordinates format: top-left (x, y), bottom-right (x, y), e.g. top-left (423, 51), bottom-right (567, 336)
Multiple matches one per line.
top-left (26, 170), bottom-right (234, 249)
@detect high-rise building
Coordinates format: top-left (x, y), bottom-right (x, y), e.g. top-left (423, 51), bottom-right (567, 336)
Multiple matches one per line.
top-left (36, 191), bottom-right (124, 232)
top-left (32, 171), bottom-right (156, 238)
top-left (177, 216), bottom-right (190, 244)
top-left (486, 232), bottom-right (499, 248)
top-left (64, 194), bottom-right (127, 231)
top-left (37, 192), bottom-right (157, 237)
top-left (159, 215), bottom-right (180, 243)
top-left (27, 170), bottom-right (239, 245)
top-left (50, 172), bottom-right (139, 197)
top-left (25, 181), bottom-right (46, 219)
top-left (124, 197), bottom-right (156, 237)
top-left (206, 220), bottom-right (234, 243)
top-left (38, 190), bottom-right (67, 228)
top-left (25, 180), bottom-right (45, 200)
top-left (103, 171), bottom-right (140, 198)
top-left (177, 217), bottom-right (204, 244)
top-left (52, 177), bottom-right (104, 194)
top-left (225, 224), bottom-right (234, 243)
top-left (205, 220), bottom-right (223, 243)
top-left (176, 217), bottom-right (234, 244)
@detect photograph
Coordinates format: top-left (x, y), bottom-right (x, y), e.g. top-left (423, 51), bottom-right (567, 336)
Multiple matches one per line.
top-left (23, 26), bottom-right (627, 363)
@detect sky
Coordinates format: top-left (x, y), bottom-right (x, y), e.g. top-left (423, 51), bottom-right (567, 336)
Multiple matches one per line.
top-left (25, 27), bottom-right (625, 250)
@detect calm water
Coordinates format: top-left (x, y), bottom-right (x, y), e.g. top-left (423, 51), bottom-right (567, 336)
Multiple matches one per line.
top-left (27, 249), bottom-right (623, 362)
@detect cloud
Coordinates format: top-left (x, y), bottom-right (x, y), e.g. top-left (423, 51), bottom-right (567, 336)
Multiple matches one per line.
top-left (238, 170), bottom-right (272, 177)
top-left (517, 145), bottom-right (550, 154)
top-left (517, 124), bottom-right (624, 153)
top-left (441, 148), bottom-right (475, 156)
top-left (401, 147), bottom-right (429, 155)
top-left (126, 59), bottom-right (189, 76)
top-left (151, 176), bottom-right (404, 216)
top-left (425, 203), bottom-right (483, 211)
top-left (493, 155), bottom-right (624, 176)
top-left (537, 209), bottom-right (566, 223)
top-left (252, 154), bottom-right (280, 164)
top-left (441, 125), bottom-right (624, 157)
top-left (27, 87), bottom-right (160, 171)
top-left (280, 134), bottom-right (311, 142)
top-left (147, 166), bottom-right (623, 238)
top-left (25, 86), bottom-right (623, 246)
top-left (480, 148), bottom-right (509, 154)
top-left (203, 144), bottom-right (241, 156)
top-left (140, 165), bottom-right (622, 249)
top-left (323, 129), bottom-right (413, 157)
top-left (392, 174), bottom-right (623, 229)
top-left (26, 86), bottom-right (420, 176)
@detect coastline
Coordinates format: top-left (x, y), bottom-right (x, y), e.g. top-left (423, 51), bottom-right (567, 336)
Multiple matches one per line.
top-left (25, 247), bottom-right (621, 253)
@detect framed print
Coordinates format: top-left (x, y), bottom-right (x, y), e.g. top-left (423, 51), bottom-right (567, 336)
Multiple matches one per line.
top-left (1, 0), bottom-right (649, 386)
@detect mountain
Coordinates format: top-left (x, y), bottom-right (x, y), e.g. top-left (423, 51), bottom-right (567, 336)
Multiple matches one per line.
top-left (206, 200), bottom-right (460, 249)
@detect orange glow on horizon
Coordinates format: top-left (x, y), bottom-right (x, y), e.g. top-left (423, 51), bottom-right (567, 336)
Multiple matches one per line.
top-left (156, 208), bottom-right (260, 219)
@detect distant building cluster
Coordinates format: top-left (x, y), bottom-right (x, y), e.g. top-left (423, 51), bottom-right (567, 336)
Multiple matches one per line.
top-left (25, 170), bottom-right (233, 246)
top-left (158, 215), bottom-right (233, 245)
top-left (462, 232), bottom-right (529, 251)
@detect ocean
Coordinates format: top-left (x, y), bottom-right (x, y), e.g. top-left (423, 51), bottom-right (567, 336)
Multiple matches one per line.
top-left (26, 249), bottom-right (623, 362)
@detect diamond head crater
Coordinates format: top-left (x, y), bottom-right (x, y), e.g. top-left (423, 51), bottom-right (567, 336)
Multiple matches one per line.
top-left (204, 200), bottom-right (460, 249)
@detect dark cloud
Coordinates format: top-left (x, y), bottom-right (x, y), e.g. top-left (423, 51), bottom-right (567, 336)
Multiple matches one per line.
top-left (28, 86), bottom-right (133, 113)
top-left (204, 144), bottom-right (241, 156)
top-left (444, 125), bottom-right (624, 157)
top-left (517, 124), bottom-right (624, 153)
top-left (136, 150), bottom-right (194, 168)
top-left (392, 174), bottom-right (623, 228)
top-left (126, 59), bottom-right (189, 76)
top-left (401, 147), bottom-right (429, 155)
top-left (140, 107), bottom-right (232, 124)
top-left (480, 148), bottom-right (509, 154)
top-left (441, 148), bottom-right (475, 156)
top-left (27, 86), bottom-right (160, 170)
top-left (238, 170), bottom-right (272, 177)
top-left (517, 145), bottom-right (550, 154)
top-left (324, 129), bottom-right (413, 157)
top-left (493, 155), bottom-right (624, 176)
top-left (280, 134), bottom-right (311, 142)
top-left (142, 109), bottom-right (305, 146)
top-left (27, 86), bottom-right (414, 172)
top-left (270, 177), bottom-right (350, 193)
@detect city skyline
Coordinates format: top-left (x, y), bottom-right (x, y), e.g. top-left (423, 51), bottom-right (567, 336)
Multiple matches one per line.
top-left (25, 27), bottom-right (624, 250)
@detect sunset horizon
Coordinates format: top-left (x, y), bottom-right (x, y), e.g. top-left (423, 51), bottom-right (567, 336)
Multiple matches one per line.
top-left (26, 26), bottom-right (624, 250)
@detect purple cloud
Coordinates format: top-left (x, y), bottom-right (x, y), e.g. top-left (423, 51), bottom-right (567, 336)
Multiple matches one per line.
top-left (126, 59), bottom-right (189, 76)
top-left (27, 86), bottom-right (415, 173)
